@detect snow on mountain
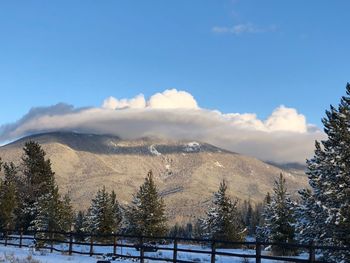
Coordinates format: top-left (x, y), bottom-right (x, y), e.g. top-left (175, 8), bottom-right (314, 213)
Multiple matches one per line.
top-left (149, 144), bottom-right (162, 156)
top-left (184, 141), bottom-right (201, 152)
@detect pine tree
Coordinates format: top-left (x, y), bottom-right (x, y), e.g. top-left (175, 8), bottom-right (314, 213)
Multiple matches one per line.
top-left (125, 170), bottom-right (167, 237)
top-left (193, 219), bottom-right (205, 239)
top-left (0, 162), bottom-right (18, 230)
top-left (297, 84), bottom-right (350, 262)
top-left (264, 192), bottom-right (271, 205)
top-left (74, 211), bottom-right (86, 241)
top-left (30, 187), bottom-right (73, 235)
top-left (110, 190), bottom-right (123, 230)
top-left (58, 194), bottom-right (74, 232)
top-left (12, 141), bottom-right (74, 235)
top-left (202, 180), bottom-right (245, 244)
top-left (257, 174), bottom-right (296, 255)
top-left (255, 192), bottom-right (272, 241)
top-left (17, 141), bottom-right (56, 230)
top-left (244, 200), bottom-right (254, 235)
top-left (251, 202), bottom-right (264, 236)
top-left (185, 223), bottom-right (193, 238)
top-left (22, 141), bottom-right (56, 195)
top-left (84, 186), bottom-right (122, 236)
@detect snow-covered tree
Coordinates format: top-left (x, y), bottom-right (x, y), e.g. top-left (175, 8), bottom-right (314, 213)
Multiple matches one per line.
top-left (202, 180), bottom-right (245, 243)
top-left (257, 174), bottom-right (296, 255)
top-left (84, 186), bottom-right (122, 236)
top-left (30, 187), bottom-right (73, 232)
top-left (125, 170), bottom-right (167, 236)
top-left (297, 84), bottom-right (350, 262)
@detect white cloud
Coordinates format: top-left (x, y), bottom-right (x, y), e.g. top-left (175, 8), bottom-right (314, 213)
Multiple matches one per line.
top-left (223, 106), bottom-right (307, 133)
top-left (102, 94), bottom-right (146, 109)
top-left (147, 89), bottom-right (198, 109)
top-left (102, 89), bottom-right (198, 110)
top-left (0, 90), bottom-right (323, 164)
top-left (265, 106), bottom-right (307, 133)
top-left (212, 23), bottom-right (277, 35)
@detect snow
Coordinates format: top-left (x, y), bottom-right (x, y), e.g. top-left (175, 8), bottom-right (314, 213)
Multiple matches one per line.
top-left (109, 141), bottom-right (118, 147)
top-left (0, 242), bottom-right (310, 263)
top-left (214, 161), bottom-right (224, 168)
top-left (184, 142), bottom-right (201, 152)
top-left (149, 145), bottom-right (161, 156)
top-left (0, 246), bottom-right (98, 263)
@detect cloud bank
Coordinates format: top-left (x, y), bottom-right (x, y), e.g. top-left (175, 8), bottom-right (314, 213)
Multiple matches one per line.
top-left (0, 89), bottom-right (324, 164)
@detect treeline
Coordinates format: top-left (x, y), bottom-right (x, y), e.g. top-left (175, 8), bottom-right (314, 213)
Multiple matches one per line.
top-left (169, 189), bottom-right (266, 241)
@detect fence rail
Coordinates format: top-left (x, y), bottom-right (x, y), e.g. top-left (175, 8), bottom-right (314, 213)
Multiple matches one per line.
top-left (0, 229), bottom-right (348, 263)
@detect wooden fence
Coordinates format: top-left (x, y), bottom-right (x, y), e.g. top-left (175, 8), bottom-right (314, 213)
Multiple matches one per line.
top-left (0, 229), bottom-right (348, 263)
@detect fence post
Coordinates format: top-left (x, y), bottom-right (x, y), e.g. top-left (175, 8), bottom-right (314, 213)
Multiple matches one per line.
top-left (255, 240), bottom-right (261, 263)
top-left (89, 234), bottom-right (94, 257)
top-left (210, 241), bottom-right (216, 263)
top-left (69, 232), bottom-right (73, 255)
top-left (19, 229), bottom-right (23, 248)
top-left (308, 241), bottom-right (315, 263)
top-left (140, 236), bottom-right (144, 263)
top-left (173, 238), bottom-right (178, 263)
top-left (113, 234), bottom-right (117, 256)
top-left (50, 231), bottom-right (53, 253)
top-left (4, 230), bottom-right (8, 246)
top-left (33, 230), bottom-right (37, 251)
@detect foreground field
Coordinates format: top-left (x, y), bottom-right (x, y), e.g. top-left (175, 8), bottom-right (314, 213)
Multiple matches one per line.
top-left (0, 243), bottom-right (311, 263)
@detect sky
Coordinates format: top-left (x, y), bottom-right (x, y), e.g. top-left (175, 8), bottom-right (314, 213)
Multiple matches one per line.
top-left (0, 0), bottom-right (349, 163)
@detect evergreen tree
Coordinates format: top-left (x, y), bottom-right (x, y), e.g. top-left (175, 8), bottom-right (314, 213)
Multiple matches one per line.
top-left (30, 188), bottom-right (73, 234)
top-left (12, 141), bottom-right (74, 235)
top-left (125, 170), bottom-right (167, 236)
top-left (168, 222), bottom-right (194, 238)
top-left (257, 174), bottom-right (296, 255)
top-left (169, 223), bottom-right (182, 238)
top-left (17, 141), bottom-right (56, 230)
top-left (185, 222), bottom-right (193, 238)
top-left (297, 84), bottom-right (350, 262)
top-left (0, 162), bottom-right (18, 230)
top-left (22, 141), bottom-right (56, 195)
top-left (84, 186), bottom-right (122, 236)
top-left (202, 180), bottom-right (245, 243)
top-left (244, 200), bottom-right (254, 235)
top-left (74, 211), bottom-right (86, 241)
top-left (110, 190), bottom-right (123, 230)
top-left (58, 194), bottom-right (74, 232)
top-left (193, 219), bottom-right (205, 239)
top-left (264, 192), bottom-right (271, 205)
top-left (251, 202), bottom-right (264, 236)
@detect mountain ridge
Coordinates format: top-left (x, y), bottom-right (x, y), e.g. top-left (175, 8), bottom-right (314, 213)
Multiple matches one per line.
top-left (0, 131), bottom-right (308, 223)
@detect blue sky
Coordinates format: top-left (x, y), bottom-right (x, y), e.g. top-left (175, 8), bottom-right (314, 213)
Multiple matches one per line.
top-left (0, 0), bottom-right (349, 128)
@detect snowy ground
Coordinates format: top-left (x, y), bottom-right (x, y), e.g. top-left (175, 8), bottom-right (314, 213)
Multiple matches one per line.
top-left (0, 243), bottom-right (311, 263)
top-left (0, 235), bottom-right (312, 263)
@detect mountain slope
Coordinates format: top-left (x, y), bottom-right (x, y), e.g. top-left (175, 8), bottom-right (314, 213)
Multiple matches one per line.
top-left (0, 132), bottom-right (308, 223)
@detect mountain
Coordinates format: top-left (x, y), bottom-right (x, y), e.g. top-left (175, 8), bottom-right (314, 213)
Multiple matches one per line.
top-left (0, 132), bottom-right (308, 224)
